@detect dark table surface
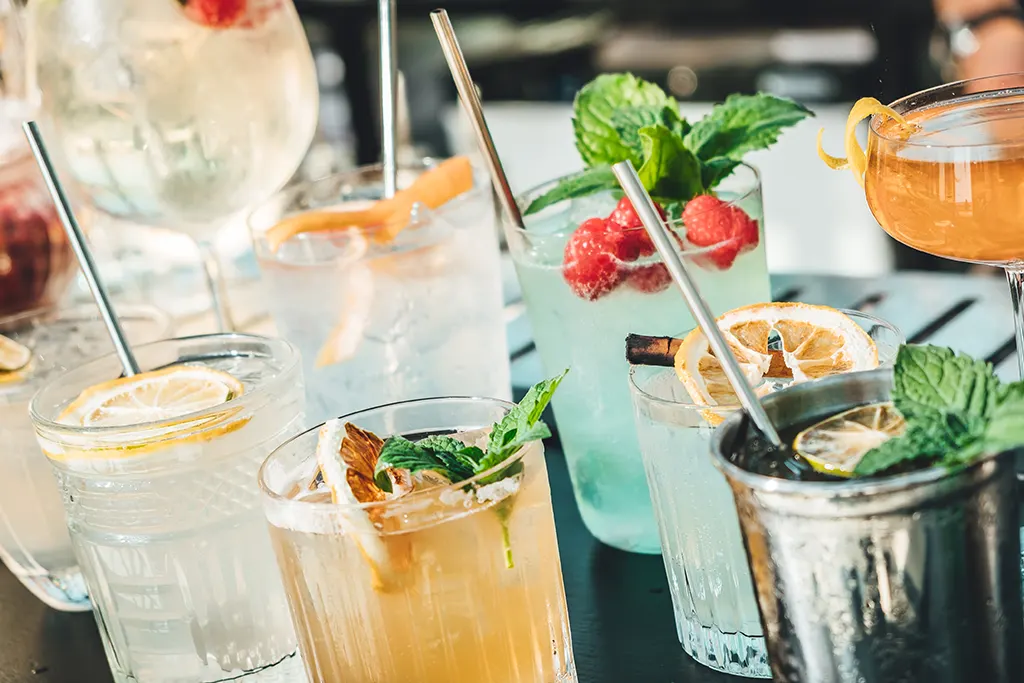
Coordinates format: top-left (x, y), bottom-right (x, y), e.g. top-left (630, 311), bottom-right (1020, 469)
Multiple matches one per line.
top-left (0, 439), bottom-right (734, 683)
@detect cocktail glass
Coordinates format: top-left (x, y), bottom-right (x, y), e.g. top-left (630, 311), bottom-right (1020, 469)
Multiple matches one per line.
top-left (30, 0), bottom-right (319, 330)
top-left (0, 304), bottom-right (170, 611)
top-left (249, 161), bottom-right (511, 425)
top-left (29, 334), bottom-right (306, 682)
top-left (629, 311), bottom-right (902, 677)
top-left (864, 73), bottom-right (1024, 376)
top-left (259, 397), bottom-right (577, 683)
top-left (711, 369), bottom-right (1023, 682)
top-left (505, 163), bottom-right (770, 553)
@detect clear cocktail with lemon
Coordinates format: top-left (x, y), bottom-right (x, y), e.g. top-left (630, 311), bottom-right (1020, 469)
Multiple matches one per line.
top-left (249, 158), bottom-right (510, 425)
top-left (259, 378), bottom-right (576, 683)
top-left (0, 305), bottom-right (170, 612)
top-left (818, 73), bottom-right (1024, 375)
top-left (30, 334), bottom-right (306, 683)
top-left (628, 303), bottom-right (902, 677)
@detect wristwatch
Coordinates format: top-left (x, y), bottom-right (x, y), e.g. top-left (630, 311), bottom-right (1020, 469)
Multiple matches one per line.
top-left (945, 6), bottom-right (1024, 58)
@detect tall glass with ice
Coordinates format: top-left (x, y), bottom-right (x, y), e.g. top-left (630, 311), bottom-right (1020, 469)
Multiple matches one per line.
top-left (30, 334), bottom-right (306, 683)
top-left (260, 395), bottom-right (576, 683)
top-left (506, 165), bottom-right (770, 553)
top-left (250, 158), bottom-right (510, 424)
top-left (0, 304), bottom-right (170, 611)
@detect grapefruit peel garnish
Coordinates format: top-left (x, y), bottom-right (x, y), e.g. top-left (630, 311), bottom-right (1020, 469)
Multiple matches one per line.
top-left (263, 155), bottom-right (474, 252)
top-left (816, 97), bottom-right (919, 187)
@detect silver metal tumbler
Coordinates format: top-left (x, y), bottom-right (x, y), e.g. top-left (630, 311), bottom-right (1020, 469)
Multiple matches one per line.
top-left (710, 368), bottom-right (1023, 683)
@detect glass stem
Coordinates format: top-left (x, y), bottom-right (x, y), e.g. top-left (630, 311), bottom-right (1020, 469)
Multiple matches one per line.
top-left (196, 239), bottom-right (234, 332)
top-left (1004, 266), bottom-right (1024, 380)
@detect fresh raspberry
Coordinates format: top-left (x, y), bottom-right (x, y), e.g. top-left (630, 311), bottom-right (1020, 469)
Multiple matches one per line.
top-left (682, 195), bottom-right (759, 270)
top-left (563, 218), bottom-right (623, 301)
top-left (179, 0), bottom-right (270, 28)
top-left (606, 197), bottom-right (665, 259)
top-left (626, 263), bottom-right (672, 293)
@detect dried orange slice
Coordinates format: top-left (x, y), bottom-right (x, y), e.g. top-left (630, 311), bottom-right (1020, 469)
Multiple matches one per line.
top-left (0, 334), bottom-right (30, 372)
top-left (816, 97), bottom-right (919, 186)
top-left (315, 420), bottom-right (411, 590)
top-left (675, 303), bottom-right (879, 424)
top-left (263, 156), bottom-right (474, 252)
top-left (794, 402), bottom-right (906, 476)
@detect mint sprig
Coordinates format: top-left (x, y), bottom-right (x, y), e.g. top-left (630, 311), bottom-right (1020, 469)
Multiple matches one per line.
top-left (854, 345), bottom-right (1023, 476)
top-left (523, 74), bottom-right (811, 215)
top-left (375, 370), bottom-right (568, 567)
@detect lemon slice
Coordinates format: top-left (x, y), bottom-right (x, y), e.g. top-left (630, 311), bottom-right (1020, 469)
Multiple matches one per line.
top-left (59, 366), bottom-right (244, 428)
top-left (794, 403), bottom-right (906, 476)
top-left (315, 420), bottom-right (410, 590)
top-left (0, 334), bottom-right (31, 372)
top-left (675, 302), bottom-right (879, 424)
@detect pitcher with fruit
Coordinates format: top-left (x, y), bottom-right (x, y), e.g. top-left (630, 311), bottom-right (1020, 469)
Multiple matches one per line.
top-left (504, 73), bottom-right (810, 552)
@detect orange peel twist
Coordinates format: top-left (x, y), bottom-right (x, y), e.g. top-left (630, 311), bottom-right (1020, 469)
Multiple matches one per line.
top-left (816, 97), bottom-right (919, 187)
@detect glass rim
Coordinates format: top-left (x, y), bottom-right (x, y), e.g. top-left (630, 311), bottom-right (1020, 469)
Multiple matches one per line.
top-left (507, 160), bottom-right (762, 239)
top-left (29, 332), bottom-right (300, 438)
top-left (628, 308), bottom-right (903, 410)
top-left (247, 156), bottom-right (487, 247)
top-left (259, 395), bottom-right (531, 513)
top-left (869, 71), bottom-right (1024, 147)
top-left (0, 302), bottom-right (172, 332)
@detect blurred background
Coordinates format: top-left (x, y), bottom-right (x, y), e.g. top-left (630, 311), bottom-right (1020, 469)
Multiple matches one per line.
top-left (1, 0), bottom-right (1003, 327)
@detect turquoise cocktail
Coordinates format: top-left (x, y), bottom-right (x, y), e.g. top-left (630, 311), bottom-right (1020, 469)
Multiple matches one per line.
top-left (505, 164), bottom-right (770, 552)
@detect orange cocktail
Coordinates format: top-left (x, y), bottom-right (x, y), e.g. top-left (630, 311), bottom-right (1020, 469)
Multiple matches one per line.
top-left (864, 85), bottom-right (1024, 264)
top-left (821, 73), bottom-right (1024, 375)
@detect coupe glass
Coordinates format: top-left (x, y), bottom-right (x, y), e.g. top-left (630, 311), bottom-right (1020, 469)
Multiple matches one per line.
top-left (30, 0), bottom-right (319, 330)
top-left (865, 73), bottom-right (1024, 376)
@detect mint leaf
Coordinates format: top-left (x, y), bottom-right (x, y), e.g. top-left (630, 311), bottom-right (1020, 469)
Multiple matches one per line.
top-left (522, 166), bottom-right (618, 216)
top-left (981, 393), bottom-right (1024, 453)
top-left (854, 424), bottom-right (939, 476)
top-left (701, 157), bottom-right (740, 189)
top-left (684, 93), bottom-right (811, 161)
top-left (573, 73), bottom-right (677, 167)
top-left (375, 435), bottom-right (477, 489)
top-left (416, 434), bottom-right (467, 454)
top-left (855, 413), bottom-right (982, 476)
top-left (611, 105), bottom-right (690, 164)
top-left (892, 345), bottom-right (1000, 422)
top-left (637, 125), bottom-right (703, 201)
top-left (481, 369), bottom-right (568, 473)
top-left (636, 125), bottom-right (703, 203)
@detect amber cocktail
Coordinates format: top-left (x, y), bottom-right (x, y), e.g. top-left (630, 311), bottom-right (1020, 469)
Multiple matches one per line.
top-left (826, 74), bottom-right (1024, 375)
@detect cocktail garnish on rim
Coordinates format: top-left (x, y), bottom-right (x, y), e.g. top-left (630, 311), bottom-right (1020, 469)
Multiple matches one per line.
top-left (816, 97), bottom-right (920, 186)
top-left (263, 155), bottom-right (474, 252)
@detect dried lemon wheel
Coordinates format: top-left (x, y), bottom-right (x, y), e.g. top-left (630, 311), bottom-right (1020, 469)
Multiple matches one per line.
top-left (675, 302), bottom-right (879, 425)
top-left (794, 403), bottom-right (906, 476)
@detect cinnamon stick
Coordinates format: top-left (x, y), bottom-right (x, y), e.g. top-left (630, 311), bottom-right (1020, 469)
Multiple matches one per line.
top-left (626, 334), bottom-right (681, 367)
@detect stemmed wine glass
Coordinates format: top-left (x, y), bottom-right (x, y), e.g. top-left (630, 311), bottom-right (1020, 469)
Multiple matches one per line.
top-left (864, 73), bottom-right (1024, 376)
top-left (29, 0), bottom-right (319, 329)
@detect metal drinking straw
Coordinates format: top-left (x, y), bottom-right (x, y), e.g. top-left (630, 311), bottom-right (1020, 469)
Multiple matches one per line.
top-left (430, 8), bottom-right (525, 229)
top-left (612, 160), bottom-right (781, 447)
top-left (378, 0), bottom-right (398, 198)
top-left (22, 121), bottom-right (140, 376)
